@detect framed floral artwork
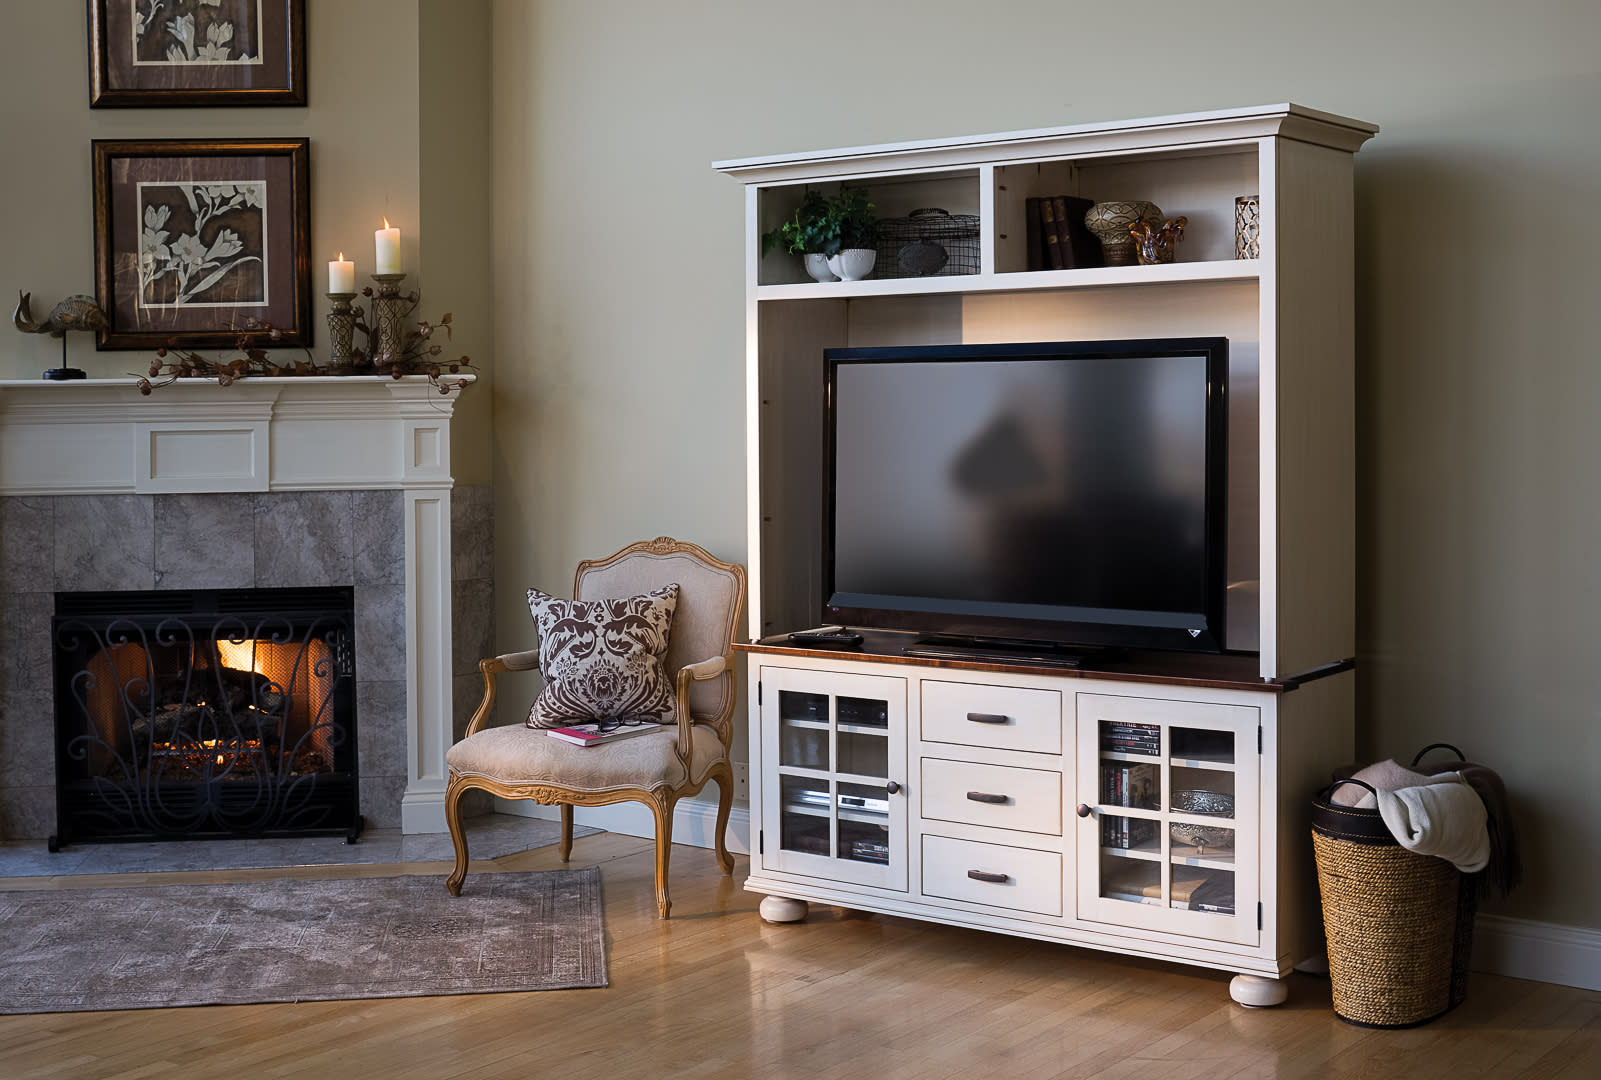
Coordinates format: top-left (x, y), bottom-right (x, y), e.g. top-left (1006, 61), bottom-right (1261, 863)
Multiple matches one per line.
top-left (92, 138), bottom-right (311, 349)
top-left (89, 0), bottom-right (307, 107)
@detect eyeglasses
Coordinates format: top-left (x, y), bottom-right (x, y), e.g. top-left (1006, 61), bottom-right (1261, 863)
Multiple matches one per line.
top-left (593, 717), bottom-right (648, 733)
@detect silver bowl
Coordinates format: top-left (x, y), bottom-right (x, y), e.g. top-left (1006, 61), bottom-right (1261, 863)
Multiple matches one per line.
top-left (1170, 789), bottom-right (1234, 816)
top-left (1170, 789), bottom-right (1234, 855)
top-left (1170, 822), bottom-right (1234, 855)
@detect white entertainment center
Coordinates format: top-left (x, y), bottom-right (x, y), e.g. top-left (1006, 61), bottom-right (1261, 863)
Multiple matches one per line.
top-left (714, 104), bottom-right (1376, 1006)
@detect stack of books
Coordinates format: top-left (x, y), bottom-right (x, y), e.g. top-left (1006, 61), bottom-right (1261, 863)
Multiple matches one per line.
top-left (1102, 761), bottom-right (1158, 810)
top-left (1099, 864), bottom-right (1236, 914)
top-left (1024, 195), bottom-right (1104, 271)
top-left (1101, 721), bottom-right (1160, 757)
top-left (1101, 815), bottom-right (1158, 850)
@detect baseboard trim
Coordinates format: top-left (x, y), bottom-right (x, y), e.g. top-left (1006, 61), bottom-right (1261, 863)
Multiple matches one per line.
top-left (1474, 913), bottom-right (1601, 991)
top-left (399, 787), bottom-right (447, 834)
top-left (494, 796), bottom-right (751, 856)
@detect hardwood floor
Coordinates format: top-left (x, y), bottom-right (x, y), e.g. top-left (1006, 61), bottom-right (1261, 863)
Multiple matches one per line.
top-left (3, 836), bottom-right (1598, 1079)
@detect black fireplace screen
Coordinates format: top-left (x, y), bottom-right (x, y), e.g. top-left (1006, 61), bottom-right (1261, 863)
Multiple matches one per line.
top-left (51, 588), bottom-right (361, 846)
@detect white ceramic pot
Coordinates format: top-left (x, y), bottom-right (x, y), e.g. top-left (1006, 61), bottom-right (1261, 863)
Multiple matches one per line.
top-left (827, 248), bottom-right (877, 282)
top-left (803, 253), bottom-right (838, 282)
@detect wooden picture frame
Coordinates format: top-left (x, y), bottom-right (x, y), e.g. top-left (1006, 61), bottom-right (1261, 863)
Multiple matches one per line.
top-left (93, 138), bottom-right (311, 350)
top-left (89, 0), bottom-right (306, 107)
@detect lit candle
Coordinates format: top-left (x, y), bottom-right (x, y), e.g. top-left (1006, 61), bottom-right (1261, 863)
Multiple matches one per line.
top-left (328, 252), bottom-right (354, 294)
top-left (374, 219), bottom-right (401, 275)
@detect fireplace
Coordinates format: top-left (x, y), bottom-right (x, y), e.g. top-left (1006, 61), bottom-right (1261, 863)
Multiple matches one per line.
top-left (0, 376), bottom-right (490, 840)
top-left (51, 588), bottom-right (361, 846)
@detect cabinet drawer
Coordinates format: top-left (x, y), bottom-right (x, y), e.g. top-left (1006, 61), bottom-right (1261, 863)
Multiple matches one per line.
top-left (920, 758), bottom-right (1062, 835)
top-left (921, 681), bottom-right (1062, 754)
top-left (921, 834), bottom-right (1062, 916)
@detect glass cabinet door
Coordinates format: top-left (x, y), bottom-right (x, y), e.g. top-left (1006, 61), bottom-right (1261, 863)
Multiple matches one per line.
top-left (760, 667), bottom-right (907, 891)
top-left (1075, 693), bottom-right (1260, 945)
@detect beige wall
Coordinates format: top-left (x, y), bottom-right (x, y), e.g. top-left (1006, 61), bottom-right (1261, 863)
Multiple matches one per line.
top-left (487, 0), bottom-right (1601, 931)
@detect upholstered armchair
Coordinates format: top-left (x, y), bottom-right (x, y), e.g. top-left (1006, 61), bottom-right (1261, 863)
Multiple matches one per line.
top-left (444, 537), bottom-right (746, 918)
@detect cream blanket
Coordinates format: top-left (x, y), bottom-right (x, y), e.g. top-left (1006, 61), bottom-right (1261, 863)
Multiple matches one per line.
top-left (1375, 776), bottom-right (1490, 873)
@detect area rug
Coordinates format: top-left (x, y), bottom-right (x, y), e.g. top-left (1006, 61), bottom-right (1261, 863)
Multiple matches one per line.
top-left (0, 814), bottom-right (603, 878)
top-left (0, 869), bottom-right (606, 1014)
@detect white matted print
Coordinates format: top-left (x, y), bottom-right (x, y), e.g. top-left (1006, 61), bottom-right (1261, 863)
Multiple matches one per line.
top-left (136, 181), bottom-right (269, 310)
top-left (132, 0), bottom-right (266, 67)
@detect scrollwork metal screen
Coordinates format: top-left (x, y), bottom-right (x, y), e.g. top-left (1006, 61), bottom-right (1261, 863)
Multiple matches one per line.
top-left (50, 588), bottom-right (360, 845)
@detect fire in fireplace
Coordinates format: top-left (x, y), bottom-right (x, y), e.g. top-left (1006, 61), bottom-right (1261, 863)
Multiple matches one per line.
top-left (50, 588), bottom-right (362, 847)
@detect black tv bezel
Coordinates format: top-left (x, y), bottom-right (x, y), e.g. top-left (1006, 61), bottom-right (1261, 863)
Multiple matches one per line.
top-left (822, 337), bottom-right (1231, 656)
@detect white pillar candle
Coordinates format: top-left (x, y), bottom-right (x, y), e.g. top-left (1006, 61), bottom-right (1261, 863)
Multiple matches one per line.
top-left (328, 252), bottom-right (354, 294)
top-left (374, 220), bottom-right (401, 275)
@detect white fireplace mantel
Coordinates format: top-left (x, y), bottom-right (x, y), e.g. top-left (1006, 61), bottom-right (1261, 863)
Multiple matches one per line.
top-left (0, 375), bottom-right (475, 833)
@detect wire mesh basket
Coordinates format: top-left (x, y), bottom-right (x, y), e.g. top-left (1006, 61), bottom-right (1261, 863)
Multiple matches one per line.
top-left (871, 208), bottom-right (980, 279)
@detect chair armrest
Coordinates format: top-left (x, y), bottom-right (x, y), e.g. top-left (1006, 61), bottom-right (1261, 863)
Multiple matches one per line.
top-left (679, 655), bottom-right (727, 682)
top-left (462, 649), bottom-right (541, 738)
top-left (485, 649), bottom-right (541, 675)
top-left (670, 653), bottom-right (732, 767)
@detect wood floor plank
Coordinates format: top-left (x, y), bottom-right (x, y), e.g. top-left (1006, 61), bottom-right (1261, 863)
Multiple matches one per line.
top-left (3, 838), bottom-right (1599, 1080)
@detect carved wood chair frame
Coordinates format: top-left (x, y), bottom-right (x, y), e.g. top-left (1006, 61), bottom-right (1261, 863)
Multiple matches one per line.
top-left (444, 536), bottom-right (746, 918)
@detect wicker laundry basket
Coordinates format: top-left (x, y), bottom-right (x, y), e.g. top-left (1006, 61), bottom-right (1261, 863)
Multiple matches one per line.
top-left (1311, 776), bottom-right (1477, 1027)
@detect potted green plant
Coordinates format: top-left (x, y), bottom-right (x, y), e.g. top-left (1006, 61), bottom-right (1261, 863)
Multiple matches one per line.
top-left (761, 189), bottom-right (879, 282)
top-left (824, 188), bottom-right (878, 281)
top-left (762, 190), bottom-right (838, 282)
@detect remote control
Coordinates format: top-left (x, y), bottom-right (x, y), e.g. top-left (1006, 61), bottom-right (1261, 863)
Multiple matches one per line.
top-left (787, 626), bottom-right (865, 648)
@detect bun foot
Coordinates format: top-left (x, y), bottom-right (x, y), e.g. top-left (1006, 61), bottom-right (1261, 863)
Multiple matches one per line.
top-left (759, 895), bottom-right (808, 923)
top-left (1229, 973), bottom-right (1289, 1007)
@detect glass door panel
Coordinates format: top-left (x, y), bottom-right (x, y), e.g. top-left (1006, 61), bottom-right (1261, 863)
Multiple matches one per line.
top-left (1077, 694), bottom-right (1259, 944)
top-left (778, 690), bottom-right (829, 770)
top-left (779, 774), bottom-right (832, 857)
top-left (760, 667), bottom-right (907, 891)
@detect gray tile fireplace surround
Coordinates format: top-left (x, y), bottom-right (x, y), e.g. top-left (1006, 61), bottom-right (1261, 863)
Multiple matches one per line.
top-left (0, 485), bottom-right (493, 842)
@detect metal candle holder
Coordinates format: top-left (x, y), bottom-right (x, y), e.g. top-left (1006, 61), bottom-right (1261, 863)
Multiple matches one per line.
top-left (326, 292), bottom-right (357, 366)
top-left (369, 272), bottom-right (408, 366)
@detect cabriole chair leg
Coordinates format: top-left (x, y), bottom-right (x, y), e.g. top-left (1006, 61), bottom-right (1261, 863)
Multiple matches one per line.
top-left (445, 775), bottom-right (470, 897)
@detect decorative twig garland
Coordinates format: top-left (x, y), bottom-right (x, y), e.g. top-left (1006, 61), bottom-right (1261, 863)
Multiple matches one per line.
top-left (135, 287), bottom-right (473, 395)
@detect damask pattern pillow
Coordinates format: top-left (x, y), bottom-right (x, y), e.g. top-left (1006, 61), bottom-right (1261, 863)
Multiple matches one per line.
top-left (524, 583), bottom-right (679, 729)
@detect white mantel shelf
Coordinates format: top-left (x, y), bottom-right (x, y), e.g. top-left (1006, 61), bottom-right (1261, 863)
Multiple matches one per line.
top-left (0, 373), bottom-right (475, 834)
top-left (0, 374), bottom-right (474, 496)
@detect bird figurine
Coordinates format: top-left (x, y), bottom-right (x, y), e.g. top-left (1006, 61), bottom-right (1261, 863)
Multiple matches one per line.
top-left (13, 291), bottom-right (108, 337)
top-left (13, 291), bottom-right (107, 380)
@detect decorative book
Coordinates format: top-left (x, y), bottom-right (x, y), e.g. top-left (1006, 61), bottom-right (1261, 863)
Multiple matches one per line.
top-left (545, 723), bottom-right (668, 746)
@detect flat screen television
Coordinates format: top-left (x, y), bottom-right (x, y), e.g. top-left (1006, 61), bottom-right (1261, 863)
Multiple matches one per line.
top-left (824, 337), bottom-right (1230, 662)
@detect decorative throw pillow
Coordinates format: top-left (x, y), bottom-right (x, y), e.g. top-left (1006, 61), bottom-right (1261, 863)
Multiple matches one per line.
top-left (524, 583), bottom-right (679, 729)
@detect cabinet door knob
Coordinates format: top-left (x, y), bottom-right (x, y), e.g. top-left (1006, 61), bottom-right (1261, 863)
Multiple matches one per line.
top-left (1076, 803), bottom-right (1094, 818)
top-left (886, 781), bottom-right (902, 795)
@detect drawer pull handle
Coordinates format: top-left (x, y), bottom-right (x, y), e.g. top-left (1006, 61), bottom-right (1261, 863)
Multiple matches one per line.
top-left (966, 791), bottom-right (1009, 805)
top-left (966, 712), bottom-right (1009, 724)
top-left (967, 869), bottom-right (1009, 884)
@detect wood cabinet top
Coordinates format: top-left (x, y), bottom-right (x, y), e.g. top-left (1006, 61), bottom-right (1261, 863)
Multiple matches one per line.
top-left (735, 629), bottom-right (1332, 695)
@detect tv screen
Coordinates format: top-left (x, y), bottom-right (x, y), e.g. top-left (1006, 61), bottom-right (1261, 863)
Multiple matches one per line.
top-left (825, 338), bottom-right (1229, 656)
